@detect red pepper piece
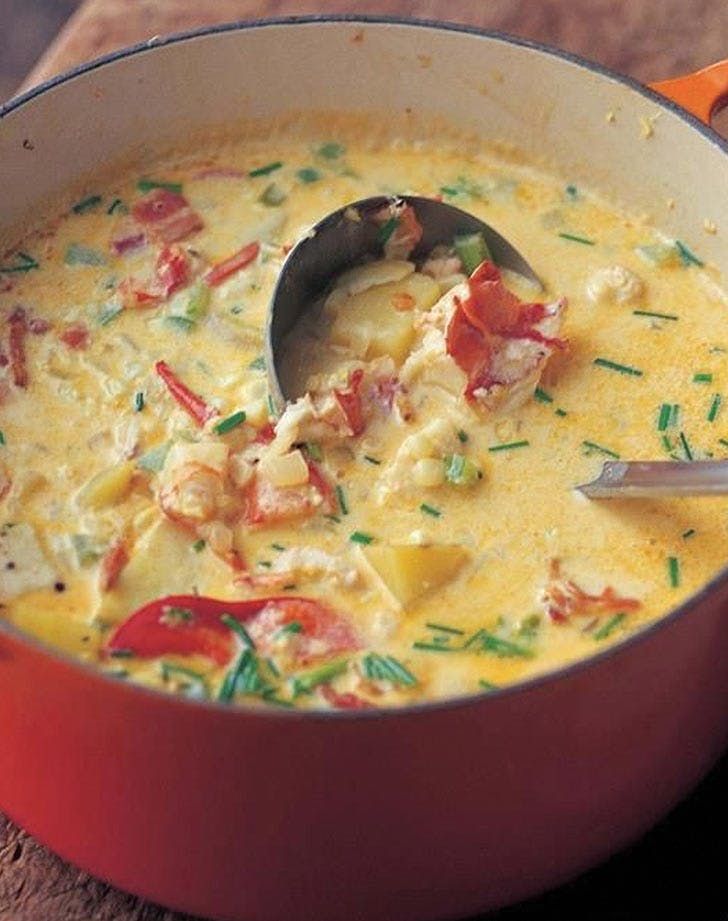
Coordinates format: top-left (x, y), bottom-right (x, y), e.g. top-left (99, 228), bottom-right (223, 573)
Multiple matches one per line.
top-left (8, 307), bottom-right (28, 388)
top-left (99, 541), bottom-right (129, 592)
top-left (333, 368), bottom-right (365, 436)
top-left (132, 188), bottom-right (203, 244)
top-left (320, 685), bottom-right (371, 710)
top-left (60, 323), bottom-right (89, 350)
top-left (204, 241), bottom-right (260, 287)
top-left (155, 360), bottom-right (217, 427)
top-left (105, 594), bottom-right (359, 668)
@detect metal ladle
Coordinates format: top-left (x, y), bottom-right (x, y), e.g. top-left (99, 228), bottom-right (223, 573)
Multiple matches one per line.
top-left (265, 194), bottom-right (542, 408)
top-left (264, 194), bottom-right (728, 501)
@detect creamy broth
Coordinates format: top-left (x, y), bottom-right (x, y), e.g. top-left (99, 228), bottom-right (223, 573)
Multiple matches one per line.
top-left (1, 121), bottom-right (726, 709)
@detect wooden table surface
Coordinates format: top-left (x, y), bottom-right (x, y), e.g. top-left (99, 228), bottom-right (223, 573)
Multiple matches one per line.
top-left (3, 2), bottom-right (728, 920)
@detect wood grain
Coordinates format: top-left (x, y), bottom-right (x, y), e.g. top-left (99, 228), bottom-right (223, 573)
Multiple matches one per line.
top-left (3, 2), bottom-right (728, 919)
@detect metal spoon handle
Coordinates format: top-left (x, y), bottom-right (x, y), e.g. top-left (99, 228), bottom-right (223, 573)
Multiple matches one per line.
top-left (577, 460), bottom-right (728, 498)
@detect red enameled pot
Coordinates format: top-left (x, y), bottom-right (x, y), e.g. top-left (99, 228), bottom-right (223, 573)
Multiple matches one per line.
top-left (1, 17), bottom-right (728, 921)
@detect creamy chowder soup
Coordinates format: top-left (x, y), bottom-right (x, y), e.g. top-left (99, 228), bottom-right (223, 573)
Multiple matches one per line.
top-left (0, 119), bottom-right (726, 710)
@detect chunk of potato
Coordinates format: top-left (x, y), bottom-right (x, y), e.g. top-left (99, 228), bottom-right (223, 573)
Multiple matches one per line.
top-left (76, 461), bottom-right (135, 510)
top-left (0, 522), bottom-right (57, 601)
top-left (360, 543), bottom-right (468, 607)
top-left (327, 272), bottom-right (441, 365)
top-left (333, 259), bottom-right (414, 296)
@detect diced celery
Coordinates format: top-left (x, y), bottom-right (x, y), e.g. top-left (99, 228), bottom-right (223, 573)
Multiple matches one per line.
top-left (444, 453), bottom-right (482, 486)
top-left (454, 232), bottom-right (491, 274)
top-left (260, 183), bottom-right (287, 206)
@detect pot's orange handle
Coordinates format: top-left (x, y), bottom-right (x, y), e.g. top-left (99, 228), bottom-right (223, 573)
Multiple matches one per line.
top-left (650, 60), bottom-right (728, 125)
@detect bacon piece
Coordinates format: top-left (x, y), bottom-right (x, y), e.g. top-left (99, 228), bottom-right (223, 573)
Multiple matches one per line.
top-left (373, 202), bottom-right (423, 259)
top-left (110, 217), bottom-right (147, 255)
top-left (121, 245), bottom-right (189, 308)
top-left (60, 323), bottom-right (89, 350)
top-left (446, 261), bottom-right (566, 401)
top-left (99, 541), bottom-right (129, 592)
top-left (542, 559), bottom-right (641, 625)
top-left (333, 368), bottom-right (365, 437)
top-left (7, 307), bottom-right (28, 388)
top-left (131, 188), bottom-right (203, 244)
top-left (204, 241), bottom-right (259, 287)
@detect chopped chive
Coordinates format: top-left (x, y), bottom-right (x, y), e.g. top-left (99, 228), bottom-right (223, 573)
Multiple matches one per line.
top-left (362, 652), bottom-right (417, 687)
top-left (488, 440), bottom-right (529, 452)
top-left (336, 484), bottom-right (349, 515)
top-left (478, 679), bottom-right (499, 691)
top-left (363, 455), bottom-right (381, 465)
top-left (270, 542), bottom-right (286, 552)
top-left (661, 434), bottom-right (673, 453)
top-left (555, 408), bottom-right (568, 417)
top-left (160, 662), bottom-right (209, 700)
top-left (657, 403), bottom-right (672, 431)
top-left (558, 232), bottom-right (595, 245)
top-left (0, 251), bottom-right (39, 273)
top-left (248, 355), bottom-right (266, 371)
top-left (192, 539), bottom-right (206, 552)
top-left (693, 373), bottom-right (713, 384)
top-left (425, 622), bottom-right (465, 635)
top-left (220, 613), bottom-right (255, 648)
top-left (349, 531), bottom-right (374, 545)
top-left (534, 387), bottom-right (553, 404)
top-left (278, 621), bottom-right (302, 635)
top-left (593, 613), bottom-right (626, 641)
top-left (719, 438), bottom-right (728, 449)
top-left (678, 431), bottom-right (693, 461)
top-left (137, 177), bottom-right (182, 194)
top-left (72, 194), bottom-right (102, 214)
top-left (291, 657), bottom-right (348, 697)
top-left (675, 240), bottom-right (704, 267)
top-left (682, 528), bottom-right (696, 540)
top-left (266, 657), bottom-right (281, 678)
top-left (165, 315), bottom-right (195, 332)
top-left (668, 556), bottom-right (680, 588)
top-left (457, 429), bottom-right (469, 443)
top-left (708, 394), bottom-right (722, 423)
top-left (454, 231), bottom-right (491, 274)
top-left (440, 186), bottom-right (459, 197)
top-left (317, 142), bottom-right (345, 159)
top-left (217, 650), bottom-right (248, 702)
top-left (593, 357), bottom-right (643, 377)
top-left (98, 302), bottom-right (122, 326)
top-left (0, 431), bottom-right (5, 446)
top-left (107, 198), bottom-right (126, 215)
top-left (324, 514), bottom-right (341, 524)
top-left (249, 161), bottom-right (283, 177)
top-left (258, 560), bottom-right (272, 569)
top-left (582, 441), bottom-right (620, 459)
top-left (413, 642), bottom-right (458, 652)
top-left (464, 629), bottom-right (532, 659)
top-left (214, 410), bottom-right (246, 435)
top-left (267, 394), bottom-right (277, 418)
top-left (133, 391), bottom-right (145, 413)
top-left (378, 217), bottom-right (399, 245)
top-left (297, 167), bottom-right (321, 183)
top-left (420, 503), bottom-right (442, 518)
top-left (632, 309), bottom-right (679, 321)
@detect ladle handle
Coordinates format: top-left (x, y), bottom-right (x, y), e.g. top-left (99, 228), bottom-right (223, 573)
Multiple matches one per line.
top-left (650, 59), bottom-right (728, 125)
top-left (577, 460), bottom-right (728, 499)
